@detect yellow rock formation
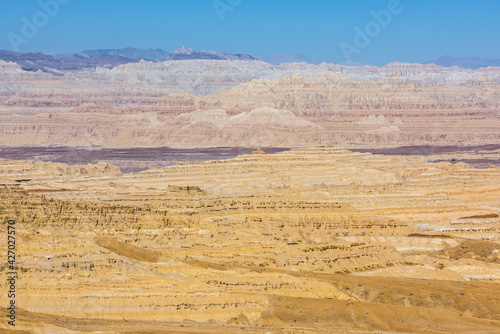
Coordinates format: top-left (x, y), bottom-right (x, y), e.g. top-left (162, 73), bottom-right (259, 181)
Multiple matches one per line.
top-left (0, 148), bottom-right (499, 333)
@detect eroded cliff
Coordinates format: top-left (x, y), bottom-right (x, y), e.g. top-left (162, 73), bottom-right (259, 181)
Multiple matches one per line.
top-left (0, 148), bottom-right (499, 333)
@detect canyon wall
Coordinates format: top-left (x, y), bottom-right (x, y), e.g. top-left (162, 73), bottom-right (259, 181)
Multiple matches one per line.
top-left (1, 65), bottom-right (499, 148)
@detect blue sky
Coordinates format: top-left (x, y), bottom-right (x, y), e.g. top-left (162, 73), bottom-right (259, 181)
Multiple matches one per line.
top-left (0, 0), bottom-right (499, 65)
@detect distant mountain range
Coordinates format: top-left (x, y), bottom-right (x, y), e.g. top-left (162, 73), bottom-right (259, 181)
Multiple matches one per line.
top-left (1, 46), bottom-right (499, 75)
top-left (0, 46), bottom-right (258, 74)
top-left (78, 46), bottom-right (258, 61)
top-left (424, 55), bottom-right (500, 69)
top-left (78, 47), bottom-right (171, 62)
top-left (0, 50), bottom-right (135, 75)
top-left (0, 47), bottom-right (355, 71)
top-left (168, 46), bottom-right (257, 61)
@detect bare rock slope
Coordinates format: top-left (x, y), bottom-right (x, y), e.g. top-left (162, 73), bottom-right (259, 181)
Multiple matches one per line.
top-left (0, 148), bottom-right (499, 333)
top-left (1, 67), bottom-right (499, 148)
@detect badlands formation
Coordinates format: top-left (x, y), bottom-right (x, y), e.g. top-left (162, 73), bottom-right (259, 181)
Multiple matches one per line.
top-left (0, 60), bottom-right (499, 148)
top-left (0, 148), bottom-right (499, 333)
top-left (0, 60), bottom-right (499, 333)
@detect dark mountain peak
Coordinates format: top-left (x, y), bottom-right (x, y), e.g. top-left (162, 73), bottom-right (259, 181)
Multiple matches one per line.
top-left (0, 50), bottom-right (56, 63)
top-left (0, 50), bottom-right (136, 75)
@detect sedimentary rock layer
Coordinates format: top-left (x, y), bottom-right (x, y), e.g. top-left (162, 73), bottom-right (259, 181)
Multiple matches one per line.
top-left (0, 148), bottom-right (499, 333)
top-left (0, 70), bottom-right (499, 148)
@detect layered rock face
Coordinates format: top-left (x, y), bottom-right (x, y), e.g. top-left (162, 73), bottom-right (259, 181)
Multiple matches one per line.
top-left (2, 59), bottom-right (500, 107)
top-left (0, 148), bottom-right (499, 333)
top-left (1, 59), bottom-right (499, 332)
top-left (0, 67), bottom-right (498, 148)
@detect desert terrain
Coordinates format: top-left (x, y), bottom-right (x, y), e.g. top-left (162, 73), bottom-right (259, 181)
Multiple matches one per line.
top-left (0, 60), bottom-right (499, 149)
top-left (0, 58), bottom-right (499, 333)
top-left (0, 147), bottom-right (499, 333)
